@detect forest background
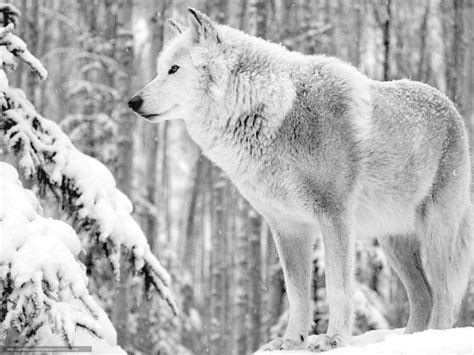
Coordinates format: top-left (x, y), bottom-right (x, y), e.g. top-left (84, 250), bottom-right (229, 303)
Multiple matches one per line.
top-left (1, 0), bottom-right (473, 354)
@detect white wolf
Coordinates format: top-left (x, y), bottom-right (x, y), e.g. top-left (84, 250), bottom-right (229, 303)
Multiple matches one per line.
top-left (129, 8), bottom-right (473, 352)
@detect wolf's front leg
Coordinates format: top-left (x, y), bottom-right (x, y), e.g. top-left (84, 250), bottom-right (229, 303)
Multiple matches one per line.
top-left (309, 216), bottom-right (354, 352)
top-left (258, 221), bottom-right (315, 352)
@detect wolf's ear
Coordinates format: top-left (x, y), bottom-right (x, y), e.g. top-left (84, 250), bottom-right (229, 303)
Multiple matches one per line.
top-left (186, 7), bottom-right (220, 45)
top-left (167, 19), bottom-right (185, 36)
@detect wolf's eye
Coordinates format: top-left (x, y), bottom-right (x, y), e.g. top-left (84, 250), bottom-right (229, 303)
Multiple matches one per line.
top-left (168, 65), bottom-right (180, 75)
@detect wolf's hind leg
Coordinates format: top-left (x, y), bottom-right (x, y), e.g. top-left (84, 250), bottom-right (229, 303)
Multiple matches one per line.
top-left (419, 203), bottom-right (473, 329)
top-left (416, 200), bottom-right (466, 329)
top-left (378, 234), bottom-right (432, 333)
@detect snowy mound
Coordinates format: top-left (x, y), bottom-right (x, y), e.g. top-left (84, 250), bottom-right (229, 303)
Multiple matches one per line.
top-left (256, 328), bottom-right (474, 355)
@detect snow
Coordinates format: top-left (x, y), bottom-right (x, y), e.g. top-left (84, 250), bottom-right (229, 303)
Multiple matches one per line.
top-left (1, 34), bottom-right (177, 315)
top-left (0, 45), bottom-right (15, 69)
top-left (1, 101), bottom-right (177, 313)
top-left (0, 4), bottom-right (20, 26)
top-left (0, 22), bottom-right (14, 40)
top-left (0, 162), bottom-right (121, 350)
top-left (353, 284), bottom-right (389, 330)
top-left (255, 328), bottom-right (474, 355)
top-left (0, 31), bottom-right (48, 79)
top-left (35, 307), bottom-right (126, 354)
top-left (73, 328), bottom-right (127, 354)
top-left (1, 14), bottom-right (176, 350)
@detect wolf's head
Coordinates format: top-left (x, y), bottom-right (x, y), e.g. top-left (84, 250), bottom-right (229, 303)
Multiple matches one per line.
top-left (128, 8), bottom-right (230, 123)
top-left (129, 8), bottom-right (297, 164)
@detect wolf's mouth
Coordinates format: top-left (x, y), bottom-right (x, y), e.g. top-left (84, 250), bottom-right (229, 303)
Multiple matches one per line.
top-left (142, 105), bottom-right (178, 120)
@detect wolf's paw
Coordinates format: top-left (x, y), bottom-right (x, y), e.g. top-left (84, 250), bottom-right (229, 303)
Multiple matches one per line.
top-left (307, 333), bottom-right (346, 352)
top-left (258, 336), bottom-right (305, 351)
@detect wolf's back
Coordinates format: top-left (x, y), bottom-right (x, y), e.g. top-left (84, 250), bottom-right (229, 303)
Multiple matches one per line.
top-left (364, 79), bottom-right (470, 201)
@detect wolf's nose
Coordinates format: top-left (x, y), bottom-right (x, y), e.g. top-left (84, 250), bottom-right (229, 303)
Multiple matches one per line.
top-left (128, 96), bottom-right (143, 111)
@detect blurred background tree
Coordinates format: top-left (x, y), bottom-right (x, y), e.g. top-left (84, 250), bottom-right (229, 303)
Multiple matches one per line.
top-left (1, 0), bottom-right (472, 354)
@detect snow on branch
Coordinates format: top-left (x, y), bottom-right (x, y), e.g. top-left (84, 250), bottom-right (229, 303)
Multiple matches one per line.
top-left (0, 7), bottom-right (177, 316)
top-left (0, 105), bottom-right (177, 315)
top-left (0, 4), bottom-right (20, 28)
top-left (0, 30), bottom-right (46, 81)
top-left (0, 5), bottom-right (46, 79)
top-left (0, 32), bottom-right (47, 79)
top-left (0, 22), bottom-right (13, 40)
top-left (0, 162), bottom-right (118, 348)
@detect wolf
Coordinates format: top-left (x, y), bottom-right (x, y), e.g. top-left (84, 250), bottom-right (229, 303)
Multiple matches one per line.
top-left (128, 8), bottom-right (473, 352)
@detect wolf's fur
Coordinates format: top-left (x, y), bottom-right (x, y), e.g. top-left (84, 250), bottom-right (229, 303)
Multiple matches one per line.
top-left (130, 9), bottom-right (473, 352)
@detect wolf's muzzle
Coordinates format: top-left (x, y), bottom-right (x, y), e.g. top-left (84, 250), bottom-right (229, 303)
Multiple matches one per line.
top-left (128, 95), bottom-right (143, 112)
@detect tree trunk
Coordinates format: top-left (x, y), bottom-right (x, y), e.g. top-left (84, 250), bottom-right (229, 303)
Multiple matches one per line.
top-left (248, 0), bottom-right (267, 37)
top-left (248, 206), bottom-right (263, 350)
top-left (15, 0), bottom-right (27, 89)
top-left (468, 0), bottom-right (474, 174)
top-left (222, 182), bottom-right (236, 355)
top-left (446, 0), bottom-right (465, 111)
top-left (158, 121), bottom-right (171, 243)
top-left (134, 1), bottom-right (169, 352)
top-left (372, 0), bottom-right (392, 80)
top-left (209, 166), bottom-right (227, 355)
top-left (353, 0), bottom-right (363, 68)
top-left (382, 0), bottom-right (392, 81)
top-left (144, 129), bottom-right (159, 251)
top-left (235, 198), bottom-right (249, 355)
top-left (37, 0), bottom-right (52, 114)
top-left (143, 0), bottom-right (166, 250)
top-left (417, 0), bottom-right (431, 81)
top-left (183, 156), bottom-right (204, 272)
top-left (25, 0), bottom-right (38, 106)
top-left (112, 0), bottom-right (135, 348)
top-left (453, 0), bottom-right (473, 328)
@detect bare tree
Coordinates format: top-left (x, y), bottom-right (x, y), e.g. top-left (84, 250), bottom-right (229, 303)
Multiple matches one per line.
top-left (417, 0), bottom-right (431, 81)
top-left (235, 199), bottom-right (250, 355)
top-left (112, 0), bottom-right (135, 347)
top-left (372, 0), bottom-right (392, 80)
top-left (446, 0), bottom-right (465, 110)
top-left (144, 0), bottom-right (168, 252)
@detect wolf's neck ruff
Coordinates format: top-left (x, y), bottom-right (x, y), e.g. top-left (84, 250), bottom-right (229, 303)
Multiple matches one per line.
top-left (186, 35), bottom-right (298, 171)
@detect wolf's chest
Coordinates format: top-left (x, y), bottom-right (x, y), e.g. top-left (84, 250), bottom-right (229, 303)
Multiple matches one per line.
top-left (227, 163), bottom-right (317, 226)
top-left (186, 119), bottom-right (316, 221)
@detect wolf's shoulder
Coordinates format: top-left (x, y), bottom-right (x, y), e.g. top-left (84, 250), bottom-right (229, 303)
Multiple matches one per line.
top-left (288, 55), bottom-right (373, 141)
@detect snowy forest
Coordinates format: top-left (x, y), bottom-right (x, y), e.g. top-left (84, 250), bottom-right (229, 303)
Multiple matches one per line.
top-left (1, 0), bottom-right (473, 354)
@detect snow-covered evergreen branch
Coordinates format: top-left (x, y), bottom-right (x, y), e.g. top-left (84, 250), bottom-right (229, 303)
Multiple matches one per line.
top-left (0, 4), bottom-right (177, 316)
top-left (1, 104), bottom-right (177, 313)
top-left (0, 5), bottom-right (46, 79)
top-left (0, 163), bottom-right (117, 347)
top-left (0, 4), bottom-right (177, 347)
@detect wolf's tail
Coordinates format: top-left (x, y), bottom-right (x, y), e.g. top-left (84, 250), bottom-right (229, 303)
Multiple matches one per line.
top-left (451, 205), bottom-right (473, 310)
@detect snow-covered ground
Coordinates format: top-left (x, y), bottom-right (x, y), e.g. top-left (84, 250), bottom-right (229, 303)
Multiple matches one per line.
top-left (256, 328), bottom-right (474, 355)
